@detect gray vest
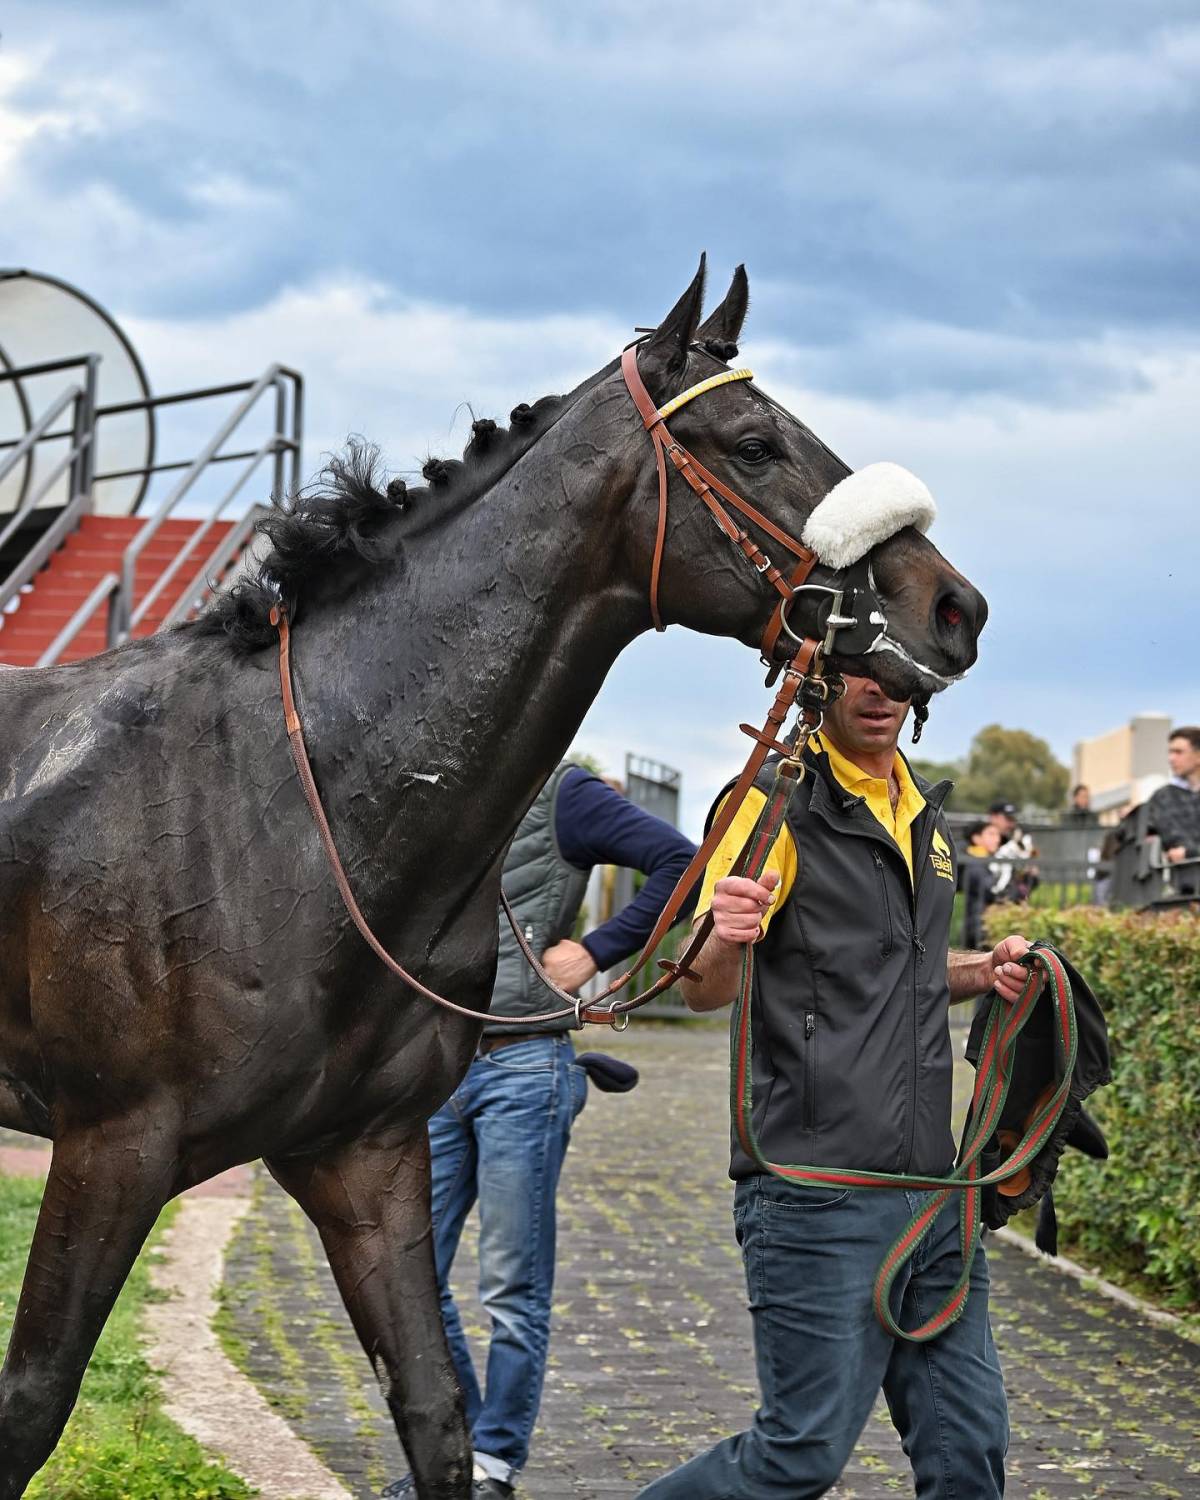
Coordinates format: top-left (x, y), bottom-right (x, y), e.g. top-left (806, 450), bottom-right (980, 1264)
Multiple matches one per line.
top-left (483, 763), bottom-right (591, 1036)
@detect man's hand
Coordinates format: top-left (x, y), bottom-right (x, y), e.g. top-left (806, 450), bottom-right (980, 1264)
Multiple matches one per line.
top-left (948, 934), bottom-right (1043, 1002)
top-left (540, 938), bottom-right (598, 994)
top-left (1165, 844), bottom-right (1187, 865)
top-left (711, 870), bottom-right (781, 946)
top-left (680, 869), bottom-right (783, 1013)
top-left (989, 934), bottom-right (1042, 1004)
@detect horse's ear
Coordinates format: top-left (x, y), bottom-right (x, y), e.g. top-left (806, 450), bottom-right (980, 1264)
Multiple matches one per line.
top-left (694, 264), bottom-right (749, 356)
top-left (638, 255), bottom-right (707, 404)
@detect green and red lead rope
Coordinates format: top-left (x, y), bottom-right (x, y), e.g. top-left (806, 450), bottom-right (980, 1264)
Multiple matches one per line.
top-left (727, 755), bottom-right (1079, 1343)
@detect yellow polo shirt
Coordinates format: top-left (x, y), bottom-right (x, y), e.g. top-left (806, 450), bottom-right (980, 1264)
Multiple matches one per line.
top-left (697, 734), bottom-right (927, 936)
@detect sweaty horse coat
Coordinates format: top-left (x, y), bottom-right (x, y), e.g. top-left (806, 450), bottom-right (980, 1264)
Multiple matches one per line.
top-left (0, 261), bottom-right (987, 1500)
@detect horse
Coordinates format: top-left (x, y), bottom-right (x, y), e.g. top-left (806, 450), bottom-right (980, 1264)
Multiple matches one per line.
top-left (0, 260), bottom-right (986, 1499)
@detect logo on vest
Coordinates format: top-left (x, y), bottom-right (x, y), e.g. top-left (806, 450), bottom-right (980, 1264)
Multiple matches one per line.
top-left (929, 829), bottom-right (954, 881)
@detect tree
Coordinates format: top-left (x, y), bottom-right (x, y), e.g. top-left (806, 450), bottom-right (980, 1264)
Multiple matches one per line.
top-left (567, 748), bottom-right (606, 777)
top-left (951, 724), bottom-right (1069, 815)
top-left (910, 756), bottom-right (962, 787)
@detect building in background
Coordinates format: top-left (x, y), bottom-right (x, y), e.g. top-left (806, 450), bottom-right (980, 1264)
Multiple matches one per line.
top-left (1073, 713), bottom-right (1172, 816)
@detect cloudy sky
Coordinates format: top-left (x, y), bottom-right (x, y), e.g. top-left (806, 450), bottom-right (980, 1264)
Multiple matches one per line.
top-left (2, 1), bottom-right (1196, 831)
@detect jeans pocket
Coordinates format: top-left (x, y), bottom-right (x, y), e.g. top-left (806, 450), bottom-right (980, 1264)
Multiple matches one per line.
top-left (761, 1185), bottom-right (851, 1214)
top-left (483, 1038), bottom-right (558, 1072)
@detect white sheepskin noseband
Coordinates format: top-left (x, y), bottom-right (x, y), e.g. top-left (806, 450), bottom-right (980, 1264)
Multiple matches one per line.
top-left (801, 462), bottom-right (936, 570)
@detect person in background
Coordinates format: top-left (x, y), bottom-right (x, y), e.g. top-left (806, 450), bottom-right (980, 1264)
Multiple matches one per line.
top-left (987, 799), bottom-right (1018, 843)
top-left (1147, 727), bottom-right (1200, 897)
top-left (986, 800), bottom-right (1023, 900)
top-left (1063, 784), bottom-right (1094, 825)
top-left (961, 820), bottom-right (1001, 947)
top-left (383, 761), bottom-right (696, 1500)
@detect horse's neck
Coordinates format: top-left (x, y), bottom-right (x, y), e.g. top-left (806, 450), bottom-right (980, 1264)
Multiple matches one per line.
top-left (293, 455), bottom-right (644, 907)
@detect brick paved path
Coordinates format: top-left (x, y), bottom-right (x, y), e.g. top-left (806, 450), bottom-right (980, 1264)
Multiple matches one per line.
top-left (220, 1024), bottom-right (1200, 1499)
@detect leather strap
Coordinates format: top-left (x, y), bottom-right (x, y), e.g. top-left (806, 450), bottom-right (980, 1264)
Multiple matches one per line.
top-left (619, 347), bottom-right (820, 652)
top-left (272, 603), bottom-right (819, 1027)
top-left (269, 347), bottom-right (837, 1029)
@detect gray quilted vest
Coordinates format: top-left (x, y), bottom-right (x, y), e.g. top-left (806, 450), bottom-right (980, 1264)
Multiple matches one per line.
top-left (482, 763), bottom-right (590, 1036)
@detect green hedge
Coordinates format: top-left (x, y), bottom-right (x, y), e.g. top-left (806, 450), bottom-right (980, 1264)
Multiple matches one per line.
top-left (983, 906), bottom-right (1200, 1312)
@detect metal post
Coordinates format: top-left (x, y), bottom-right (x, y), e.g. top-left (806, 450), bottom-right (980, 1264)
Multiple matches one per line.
top-left (106, 583), bottom-right (130, 649)
top-left (272, 376), bottom-right (287, 505)
top-left (80, 355), bottom-right (99, 504)
top-left (290, 373), bottom-right (304, 497)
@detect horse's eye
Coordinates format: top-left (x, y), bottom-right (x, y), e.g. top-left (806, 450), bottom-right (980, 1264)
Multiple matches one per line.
top-left (737, 438), bottom-right (773, 465)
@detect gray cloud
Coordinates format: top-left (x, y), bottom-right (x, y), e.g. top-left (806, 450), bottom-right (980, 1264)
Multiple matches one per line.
top-left (2, 1), bottom-right (1197, 820)
top-left (3, 0), bottom-right (1198, 401)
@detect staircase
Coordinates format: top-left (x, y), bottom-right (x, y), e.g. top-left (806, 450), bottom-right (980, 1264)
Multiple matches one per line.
top-left (0, 515), bottom-right (234, 666)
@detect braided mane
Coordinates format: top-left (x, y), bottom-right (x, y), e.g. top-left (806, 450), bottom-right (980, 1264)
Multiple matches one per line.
top-left (196, 393), bottom-right (568, 651)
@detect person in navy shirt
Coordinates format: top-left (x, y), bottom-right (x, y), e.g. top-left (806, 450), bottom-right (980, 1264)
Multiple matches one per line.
top-left (383, 763), bottom-right (696, 1499)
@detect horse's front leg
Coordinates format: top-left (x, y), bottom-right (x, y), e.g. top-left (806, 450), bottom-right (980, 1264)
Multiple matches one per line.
top-left (267, 1126), bottom-right (471, 1500)
top-left (0, 1120), bottom-right (176, 1499)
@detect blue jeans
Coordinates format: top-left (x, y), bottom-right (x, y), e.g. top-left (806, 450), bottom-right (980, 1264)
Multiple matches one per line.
top-left (429, 1034), bottom-right (587, 1484)
top-left (639, 1177), bottom-right (1008, 1499)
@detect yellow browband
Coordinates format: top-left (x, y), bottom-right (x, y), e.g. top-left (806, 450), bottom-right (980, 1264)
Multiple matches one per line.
top-left (656, 367), bottom-right (754, 421)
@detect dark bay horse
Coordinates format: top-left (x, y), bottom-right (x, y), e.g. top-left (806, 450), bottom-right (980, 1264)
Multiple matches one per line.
top-left (0, 262), bottom-right (985, 1498)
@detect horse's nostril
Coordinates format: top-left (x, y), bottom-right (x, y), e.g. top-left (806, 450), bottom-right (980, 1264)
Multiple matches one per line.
top-left (935, 587), bottom-right (973, 633)
top-left (938, 600), bottom-right (964, 628)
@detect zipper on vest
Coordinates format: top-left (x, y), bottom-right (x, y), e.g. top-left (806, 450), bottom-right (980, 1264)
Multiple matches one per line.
top-left (901, 811), bottom-right (942, 1173)
top-left (901, 920), bottom-right (928, 1172)
top-left (803, 1011), bottom-right (816, 1131)
top-left (871, 850), bottom-right (895, 957)
top-left (522, 926), bottom-right (535, 1001)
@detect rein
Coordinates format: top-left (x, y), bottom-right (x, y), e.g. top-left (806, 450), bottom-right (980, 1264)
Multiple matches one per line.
top-left (272, 601), bottom-right (825, 1027)
top-left (269, 342), bottom-right (852, 1029)
top-left (267, 345), bottom-right (1051, 1340)
top-left (727, 720), bottom-right (1078, 1340)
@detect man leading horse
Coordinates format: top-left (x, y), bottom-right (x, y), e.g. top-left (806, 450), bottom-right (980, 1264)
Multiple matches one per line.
top-left (640, 672), bottom-right (1037, 1499)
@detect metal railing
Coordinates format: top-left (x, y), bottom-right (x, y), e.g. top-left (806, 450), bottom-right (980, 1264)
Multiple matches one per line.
top-left (16, 364), bottom-right (303, 663)
top-left (35, 572), bottom-right (119, 668)
top-left (107, 364), bottom-right (301, 647)
top-left (158, 503), bottom-right (267, 630)
top-left (0, 356), bottom-right (99, 612)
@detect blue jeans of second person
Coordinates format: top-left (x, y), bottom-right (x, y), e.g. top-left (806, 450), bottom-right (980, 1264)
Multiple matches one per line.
top-left (639, 1176), bottom-right (1008, 1499)
top-left (429, 1034), bottom-right (587, 1484)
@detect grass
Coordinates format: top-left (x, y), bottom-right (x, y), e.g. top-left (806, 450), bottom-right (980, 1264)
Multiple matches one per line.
top-left (0, 1173), bottom-right (255, 1499)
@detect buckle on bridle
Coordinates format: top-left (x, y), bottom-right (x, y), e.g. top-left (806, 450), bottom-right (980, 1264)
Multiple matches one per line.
top-left (798, 674), bottom-right (843, 710)
top-left (574, 997), bottom-right (631, 1031)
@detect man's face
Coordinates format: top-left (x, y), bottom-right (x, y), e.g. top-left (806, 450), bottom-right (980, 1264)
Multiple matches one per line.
top-left (823, 675), bottom-right (910, 757)
top-left (1073, 787), bottom-right (1090, 810)
top-left (977, 825), bottom-right (1002, 854)
top-left (990, 812), bottom-right (1016, 838)
top-left (1168, 736), bottom-right (1200, 780)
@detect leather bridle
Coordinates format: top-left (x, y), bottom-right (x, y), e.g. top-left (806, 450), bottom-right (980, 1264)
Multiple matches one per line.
top-left (620, 345), bottom-right (823, 661)
top-left (270, 344), bottom-right (888, 1029)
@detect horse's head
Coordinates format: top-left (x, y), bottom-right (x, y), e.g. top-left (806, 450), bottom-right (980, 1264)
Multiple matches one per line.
top-left (614, 260), bottom-right (986, 706)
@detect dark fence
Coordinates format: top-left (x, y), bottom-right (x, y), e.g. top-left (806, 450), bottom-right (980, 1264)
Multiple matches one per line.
top-left (945, 814), bottom-right (1105, 912)
top-left (596, 800), bottom-right (1197, 1024)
